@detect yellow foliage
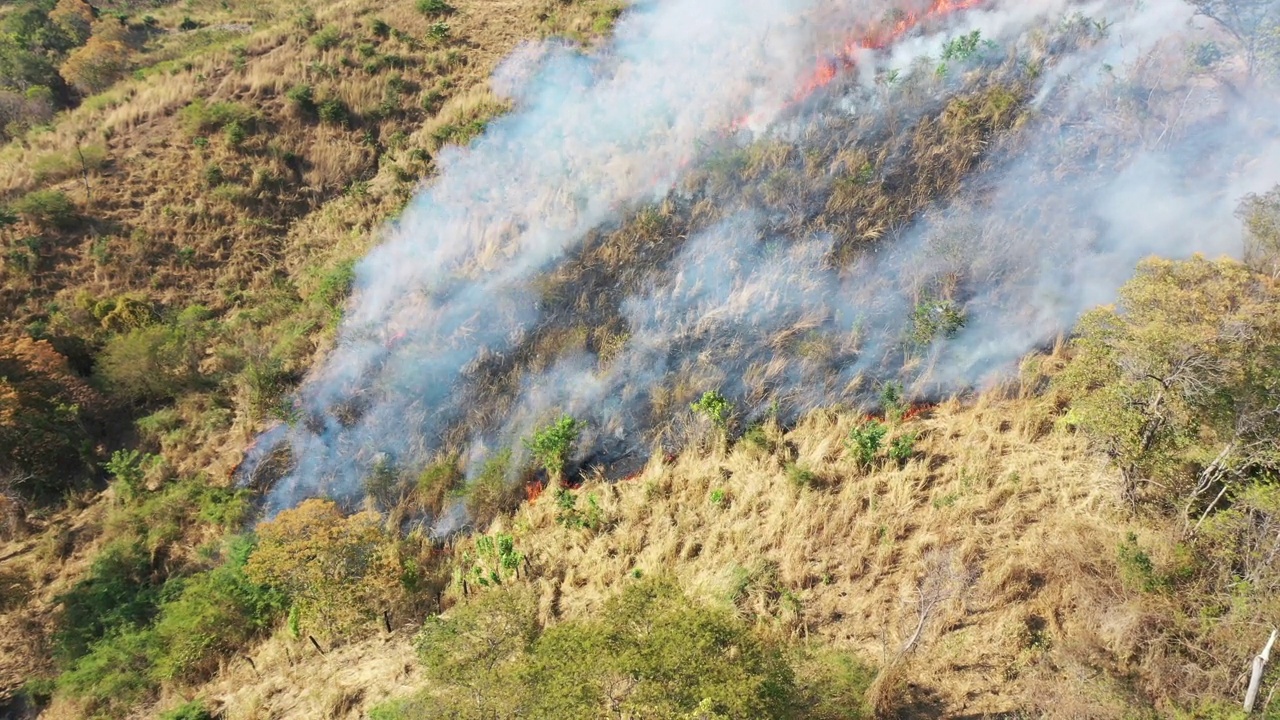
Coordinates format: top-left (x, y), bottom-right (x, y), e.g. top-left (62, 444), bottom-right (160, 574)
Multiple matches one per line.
top-left (59, 21), bottom-right (132, 95)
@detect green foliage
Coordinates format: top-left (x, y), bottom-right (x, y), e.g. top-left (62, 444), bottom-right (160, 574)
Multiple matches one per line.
top-left (553, 488), bottom-right (604, 530)
top-left (427, 20), bottom-right (451, 43)
top-left (1055, 256), bottom-right (1280, 510)
top-left (524, 414), bottom-right (582, 479)
top-left (847, 419), bottom-right (887, 470)
top-left (393, 578), bottom-right (801, 719)
top-left (888, 431), bottom-right (918, 465)
top-left (463, 532), bottom-right (523, 588)
top-left (53, 539), bottom-right (162, 663)
top-left (317, 95), bottom-right (349, 125)
top-left (159, 700), bottom-right (213, 720)
top-left (415, 459), bottom-right (463, 516)
top-left (691, 390), bottom-right (734, 432)
top-left (416, 0), bottom-right (454, 15)
top-left (12, 189), bottom-right (78, 229)
top-left (104, 448), bottom-right (159, 502)
top-left (245, 499), bottom-right (402, 639)
top-left (792, 649), bottom-right (875, 720)
top-left (55, 626), bottom-right (158, 714)
top-left (786, 463), bottom-right (817, 489)
top-left (95, 308), bottom-right (212, 403)
top-left (1238, 187), bottom-right (1280, 277)
top-left (910, 297), bottom-right (966, 345)
top-left (879, 381), bottom-right (907, 423)
top-left (284, 82), bottom-right (315, 113)
top-left (311, 24), bottom-right (341, 50)
top-left (465, 449), bottom-right (520, 528)
top-left (710, 487), bottom-right (728, 507)
top-left (179, 99), bottom-right (254, 135)
top-left (1117, 532), bottom-right (1168, 593)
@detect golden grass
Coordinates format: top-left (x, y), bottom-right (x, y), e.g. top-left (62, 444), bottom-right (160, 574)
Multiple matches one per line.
top-left (460, 385), bottom-right (1147, 716)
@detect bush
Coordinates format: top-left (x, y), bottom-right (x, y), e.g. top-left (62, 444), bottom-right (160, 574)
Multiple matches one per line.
top-left (415, 0), bottom-right (453, 15)
top-left (415, 459), bottom-right (462, 516)
top-left (691, 390), bottom-right (734, 432)
top-left (910, 297), bottom-right (966, 345)
top-left (159, 700), bottom-right (213, 720)
top-left (887, 432), bottom-right (917, 465)
top-left (427, 20), bottom-right (450, 42)
top-left (179, 99), bottom-right (254, 135)
top-left (786, 463), bottom-right (817, 489)
top-left (0, 337), bottom-right (104, 501)
top-left (59, 21), bottom-right (131, 94)
top-left (317, 96), bottom-right (349, 125)
top-left (524, 415), bottom-right (582, 480)
top-left (553, 488), bottom-right (604, 530)
top-left (284, 83), bottom-right (315, 114)
top-left (95, 314), bottom-right (211, 403)
top-left (12, 189), bottom-right (78, 229)
top-left (847, 419), bottom-right (887, 470)
top-left (53, 539), bottom-right (162, 663)
top-left (464, 449), bottom-right (521, 529)
top-left (245, 499), bottom-right (402, 638)
top-left (311, 24), bottom-right (341, 50)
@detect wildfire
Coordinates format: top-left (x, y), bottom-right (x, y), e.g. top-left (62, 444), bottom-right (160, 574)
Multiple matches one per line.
top-left (734, 0), bottom-right (985, 130)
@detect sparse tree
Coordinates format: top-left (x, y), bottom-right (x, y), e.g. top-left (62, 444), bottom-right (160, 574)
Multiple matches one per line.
top-left (1189, 0), bottom-right (1280, 78)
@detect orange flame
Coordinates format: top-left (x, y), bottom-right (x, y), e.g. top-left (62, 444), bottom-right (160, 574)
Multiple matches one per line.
top-left (733, 0), bottom-right (985, 130)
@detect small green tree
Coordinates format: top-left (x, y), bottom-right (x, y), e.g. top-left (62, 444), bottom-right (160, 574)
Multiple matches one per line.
top-left (691, 390), bottom-right (734, 432)
top-left (524, 415), bottom-right (582, 481)
top-left (847, 420), bottom-right (887, 471)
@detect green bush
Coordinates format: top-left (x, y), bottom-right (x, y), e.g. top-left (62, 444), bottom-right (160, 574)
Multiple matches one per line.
top-left (159, 700), bottom-right (213, 720)
top-left (888, 432), bottom-right (917, 465)
top-left (786, 463), bottom-right (817, 489)
top-left (284, 82), bottom-right (315, 113)
top-left (317, 96), bottom-right (349, 125)
top-left (12, 189), bottom-right (78, 229)
top-left (524, 415), bottom-right (582, 480)
top-left (691, 390), bottom-right (734, 432)
top-left (910, 297), bottom-right (966, 345)
top-left (427, 20), bottom-right (450, 42)
top-left (415, 0), bottom-right (453, 15)
top-left (53, 539), bottom-right (162, 663)
top-left (847, 419), bottom-right (887, 470)
top-left (311, 24), bottom-right (341, 50)
top-left (95, 310), bottom-right (212, 403)
top-left (554, 488), bottom-right (604, 530)
top-left (465, 449), bottom-right (521, 529)
top-left (415, 459), bottom-right (463, 515)
top-left (179, 99), bottom-right (253, 135)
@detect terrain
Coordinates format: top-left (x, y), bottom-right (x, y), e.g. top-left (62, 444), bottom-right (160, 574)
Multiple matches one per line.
top-left (2, 0), bottom-right (1280, 718)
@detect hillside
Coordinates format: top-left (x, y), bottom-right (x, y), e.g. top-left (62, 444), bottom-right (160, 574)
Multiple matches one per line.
top-left (3, 0), bottom-right (1280, 718)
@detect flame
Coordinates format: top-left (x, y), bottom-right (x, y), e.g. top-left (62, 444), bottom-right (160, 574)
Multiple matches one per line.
top-left (733, 0), bottom-right (985, 130)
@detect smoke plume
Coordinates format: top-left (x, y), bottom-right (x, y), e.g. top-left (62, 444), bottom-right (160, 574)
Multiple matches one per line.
top-left (246, 0), bottom-right (1280, 519)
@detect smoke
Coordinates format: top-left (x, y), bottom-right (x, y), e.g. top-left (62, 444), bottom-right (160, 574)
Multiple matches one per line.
top-left (248, 0), bottom-right (1280, 517)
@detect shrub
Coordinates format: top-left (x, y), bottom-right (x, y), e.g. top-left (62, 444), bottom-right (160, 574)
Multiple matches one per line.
top-left (0, 337), bottom-right (104, 501)
top-left (370, 18), bottom-right (391, 38)
top-left (879, 381), bottom-right (907, 423)
top-left (245, 499), bottom-right (402, 638)
top-left (524, 415), bottom-right (582, 480)
top-left (317, 96), bottom-right (349, 125)
top-left (888, 432), bottom-right (918, 465)
top-left (53, 539), bottom-right (162, 663)
top-left (311, 24), bottom-right (341, 50)
top-left (59, 21), bottom-right (132, 94)
top-left (223, 120), bottom-right (248, 148)
top-left (284, 83), bottom-right (315, 113)
top-left (12, 189), bottom-right (77, 229)
top-left (691, 390), bottom-right (734, 432)
top-left (427, 20), bottom-right (450, 42)
top-left (464, 449), bottom-right (520, 529)
top-left (159, 700), bottom-right (213, 720)
top-left (415, 0), bottom-right (453, 15)
top-left (786, 463), bottom-right (817, 489)
top-left (95, 310), bottom-right (212, 403)
top-left (415, 459), bottom-right (463, 516)
top-left (179, 99), bottom-right (254, 135)
top-left (847, 419), bottom-right (887, 470)
top-left (554, 488), bottom-right (604, 530)
top-left (909, 297), bottom-right (966, 345)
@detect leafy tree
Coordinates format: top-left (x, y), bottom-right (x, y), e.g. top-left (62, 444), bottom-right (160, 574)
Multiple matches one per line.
top-left (1189, 0), bottom-right (1280, 77)
top-left (524, 414), bottom-right (582, 480)
top-left (59, 19), bottom-right (131, 95)
top-left (0, 336), bottom-right (103, 501)
top-left (245, 498), bottom-right (404, 638)
top-left (1056, 256), bottom-right (1280, 515)
top-left (691, 390), bottom-right (734, 432)
top-left (1238, 185), bottom-right (1280, 277)
top-left (847, 419), bottom-right (887, 470)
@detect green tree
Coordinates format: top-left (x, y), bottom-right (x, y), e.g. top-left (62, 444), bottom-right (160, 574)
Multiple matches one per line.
top-left (691, 390), bottom-right (734, 432)
top-left (524, 414), bottom-right (582, 480)
top-left (245, 499), bottom-right (403, 638)
top-left (1056, 256), bottom-right (1280, 515)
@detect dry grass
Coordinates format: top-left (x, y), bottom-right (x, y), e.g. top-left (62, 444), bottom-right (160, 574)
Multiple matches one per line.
top-left (458, 384), bottom-right (1151, 716)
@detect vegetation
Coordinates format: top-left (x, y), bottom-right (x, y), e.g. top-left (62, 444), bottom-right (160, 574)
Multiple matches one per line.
top-left (2, 0), bottom-right (1280, 717)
